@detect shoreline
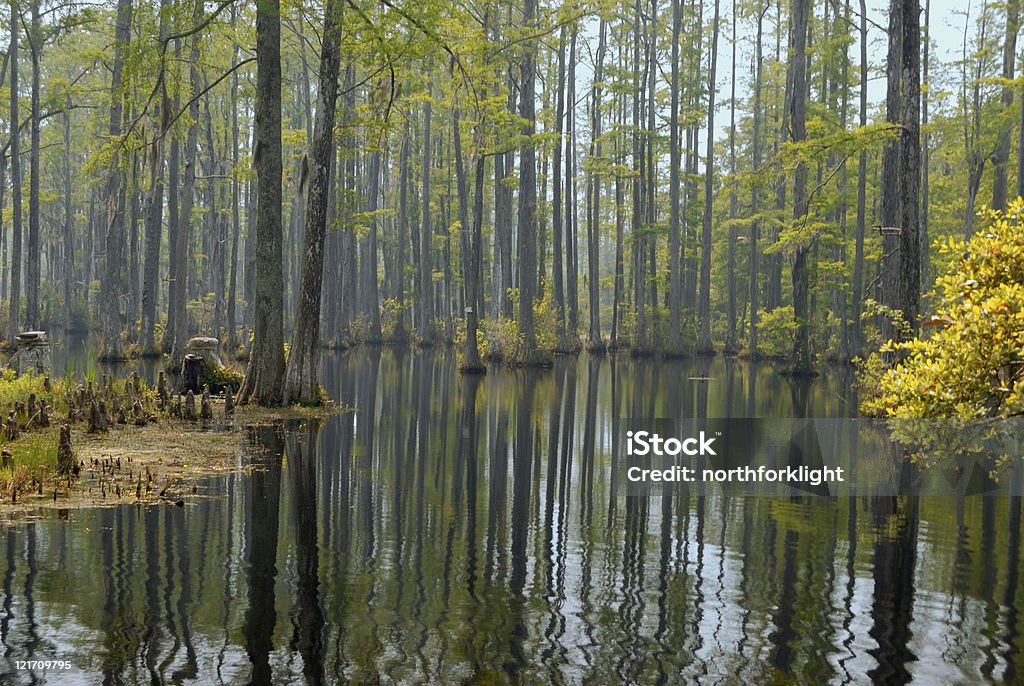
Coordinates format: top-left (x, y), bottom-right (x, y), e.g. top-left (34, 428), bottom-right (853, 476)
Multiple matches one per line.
top-left (0, 400), bottom-right (345, 521)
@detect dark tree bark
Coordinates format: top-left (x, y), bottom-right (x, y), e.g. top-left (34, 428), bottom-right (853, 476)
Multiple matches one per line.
top-left (239, 0), bottom-right (286, 406)
top-left (921, 0), bottom-right (931, 297)
top-left (725, 0), bottom-right (738, 355)
top-left (226, 3), bottom-right (241, 352)
top-left (630, 0), bottom-right (647, 352)
top-left (516, 0), bottom-right (541, 362)
top-left (789, 0), bottom-right (812, 374)
top-left (162, 40), bottom-right (181, 354)
top-left (992, 0), bottom-right (1019, 212)
top-left (551, 26), bottom-right (568, 351)
top-left (62, 104), bottom-right (73, 333)
top-left (853, 0), bottom-right (868, 352)
top-left (458, 124), bottom-right (486, 374)
top-left (667, 0), bottom-right (683, 354)
top-left (697, 0), bottom-right (720, 354)
top-left (7, 0), bottom-right (20, 342)
top-left (586, 18), bottom-right (606, 352)
top-left (880, 0), bottom-right (922, 343)
top-left (99, 0), bottom-right (133, 360)
top-left (168, 0), bottom-right (202, 370)
top-left (566, 24), bottom-right (580, 344)
top-left (395, 118), bottom-right (410, 339)
top-left (25, 0), bottom-right (40, 329)
top-left (141, 0), bottom-right (170, 352)
top-left (418, 81), bottom-right (435, 345)
top-left (749, 3), bottom-right (767, 357)
top-left (284, 0), bottom-right (342, 404)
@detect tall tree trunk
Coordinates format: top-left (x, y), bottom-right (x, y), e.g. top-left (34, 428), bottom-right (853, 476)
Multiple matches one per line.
top-left (395, 118), bottom-right (410, 340)
top-left (611, 89), bottom-right (625, 348)
top-left (7, 0), bottom-right (20, 343)
top-left (419, 81), bottom-right (435, 345)
top-left (897, 0), bottom-right (922, 334)
top-left (517, 0), bottom-right (541, 362)
top-left (586, 19), bottom-right (606, 352)
top-left (880, 0), bottom-right (922, 344)
top-left (631, 0), bottom-right (647, 351)
top-left (853, 0), bottom-right (868, 353)
top-left (459, 122), bottom-right (486, 374)
top-left (128, 148), bottom-right (140, 339)
top-left (62, 105), bottom-right (73, 333)
top-left (697, 0), bottom-right (721, 354)
top-left (362, 146), bottom-right (383, 342)
top-left (566, 24), bottom-right (580, 344)
top-left (992, 0), bottom-right (1020, 212)
top-left (239, 0), bottom-right (286, 406)
top-left (494, 69), bottom-right (516, 319)
top-left (749, 3), bottom-right (767, 357)
top-left (551, 26), bottom-right (568, 352)
top-left (162, 40), bottom-right (181, 354)
top-left (100, 0), bottom-right (132, 360)
top-left (789, 0), bottom-right (812, 374)
top-left (284, 0), bottom-right (342, 404)
top-left (25, 0), bottom-right (40, 329)
top-left (226, 3), bottom-right (240, 352)
top-left (668, 0), bottom-right (683, 355)
top-left (169, 0), bottom-right (202, 370)
top-left (725, 0), bottom-right (738, 354)
top-left (206, 97), bottom-right (224, 339)
top-left (921, 0), bottom-right (931, 298)
top-left (141, 26), bottom-right (166, 350)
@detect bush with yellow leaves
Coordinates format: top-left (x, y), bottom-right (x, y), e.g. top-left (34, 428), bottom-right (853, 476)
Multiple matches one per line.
top-left (861, 199), bottom-right (1024, 419)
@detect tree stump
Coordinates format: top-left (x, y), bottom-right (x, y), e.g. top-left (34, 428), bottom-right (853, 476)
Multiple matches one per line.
top-left (6, 412), bottom-right (18, 440)
top-left (158, 371), bottom-right (169, 409)
top-left (27, 394), bottom-right (36, 427)
top-left (171, 394), bottom-right (182, 418)
top-left (57, 423), bottom-right (74, 475)
top-left (183, 390), bottom-right (197, 421)
top-left (224, 387), bottom-right (235, 417)
top-left (38, 400), bottom-right (49, 428)
top-left (1, 447), bottom-right (11, 469)
top-left (200, 386), bottom-right (213, 419)
top-left (89, 400), bottom-right (109, 433)
top-left (133, 400), bottom-right (148, 426)
top-left (181, 354), bottom-right (204, 394)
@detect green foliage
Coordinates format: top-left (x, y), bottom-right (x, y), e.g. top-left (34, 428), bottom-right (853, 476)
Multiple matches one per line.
top-left (379, 298), bottom-right (408, 342)
top-left (861, 200), bottom-right (1024, 418)
top-left (480, 316), bottom-right (521, 364)
top-left (756, 306), bottom-right (799, 360)
top-left (201, 364), bottom-right (243, 394)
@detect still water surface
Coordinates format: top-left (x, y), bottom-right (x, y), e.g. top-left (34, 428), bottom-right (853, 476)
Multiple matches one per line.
top-left (0, 350), bottom-right (1019, 684)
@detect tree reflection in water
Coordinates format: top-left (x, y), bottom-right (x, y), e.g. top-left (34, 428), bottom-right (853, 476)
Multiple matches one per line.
top-left (0, 350), bottom-right (1019, 683)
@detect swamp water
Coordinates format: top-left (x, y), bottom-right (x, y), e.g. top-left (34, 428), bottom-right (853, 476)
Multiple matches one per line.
top-left (0, 349), bottom-right (1019, 684)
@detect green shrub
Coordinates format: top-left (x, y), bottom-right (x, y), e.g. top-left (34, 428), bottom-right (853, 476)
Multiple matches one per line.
top-left (756, 306), bottom-right (799, 359)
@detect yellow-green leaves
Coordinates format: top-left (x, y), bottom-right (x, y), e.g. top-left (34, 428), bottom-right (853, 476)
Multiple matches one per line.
top-left (861, 198), bottom-right (1024, 418)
